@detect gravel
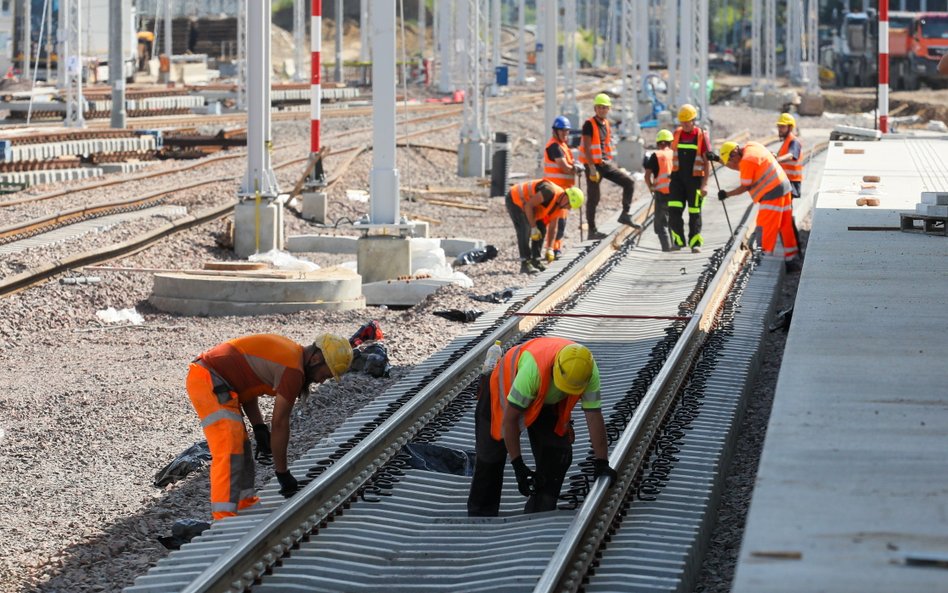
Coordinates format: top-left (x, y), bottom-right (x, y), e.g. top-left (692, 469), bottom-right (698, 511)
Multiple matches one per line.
top-left (0, 75), bottom-right (863, 593)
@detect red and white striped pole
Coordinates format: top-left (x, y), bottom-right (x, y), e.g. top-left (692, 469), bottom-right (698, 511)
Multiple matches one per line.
top-left (311, 0), bottom-right (322, 153)
top-left (878, 1), bottom-right (889, 133)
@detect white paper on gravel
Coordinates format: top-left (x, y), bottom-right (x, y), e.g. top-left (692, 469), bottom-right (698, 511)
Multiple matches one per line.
top-left (96, 307), bottom-right (145, 325)
top-left (412, 238), bottom-right (473, 288)
top-left (249, 249), bottom-right (320, 272)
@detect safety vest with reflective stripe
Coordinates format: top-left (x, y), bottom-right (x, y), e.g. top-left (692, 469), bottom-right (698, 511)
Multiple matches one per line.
top-left (510, 179), bottom-right (565, 222)
top-left (579, 117), bottom-right (616, 165)
top-left (543, 137), bottom-right (576, 188)
top-left (488, 337), bottom-right (583, 441)
top-left (777, 133), bottom-right (803, 182)
top-left (671, 127), bottom-right (709, 177)
top-left (652, 147), bottom-right (674, 194)
top-left (740, 142), bottom-right (792, 203)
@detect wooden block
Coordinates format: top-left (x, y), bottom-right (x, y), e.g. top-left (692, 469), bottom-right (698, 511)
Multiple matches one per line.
top-left (204, 261), bottom-right (268, 271)
top-left (844, 148), bottom-right (865, 154)
top-left (863, 175), bottom-right (881, 182)
top-left (865, 198), bottom-right (880, 206)
top-left (856, 198), bottom-right (868, 206)
top-left (750, 550), bottom-right (803, 560)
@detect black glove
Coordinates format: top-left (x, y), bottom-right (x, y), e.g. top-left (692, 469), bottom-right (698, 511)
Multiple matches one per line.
top-left (275, 470), bottom-right (299, 496)
top-left (705, 151), bottom-right (720, 162)
top-left (510, 456), bottom-right (536, 497)
top-left (252, 424), bottom-right (273, 465)
top-left (593, 458), bottom-right (618, 487)
top-left (718, 189), bottom-right (728, 201)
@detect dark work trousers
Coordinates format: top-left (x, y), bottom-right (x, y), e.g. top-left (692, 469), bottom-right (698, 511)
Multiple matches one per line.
top-left (467, 378), bottom-right (573, 517)
top-left (585, 161), bottom-right (635, 232)
top-left (505, 193), bottom-right (547, 262)
top-left (652, 191), bottom-right (673, 251)
top-left (668, 175), bottom-right (704, 248)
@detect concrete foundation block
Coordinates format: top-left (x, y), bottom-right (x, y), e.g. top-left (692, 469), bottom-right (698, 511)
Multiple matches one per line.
top-left (286, 234), bottom-right (359, 254)
top-left (301, 191), bottom-right (328, 223)
top-left (362, 278), bottom-right (454, 307)
top-left (921, 192), bottom-right (948, 206)
top-left (357, 235), bottom-right (411, 284)
top-left (798, 93), bottom-right (825, 116)
top-left (458, 140), bottom-right (487, 177)
top-left (616, 137), bottom-right (646, 172)
top-left (440, 237), bottom-right (486, 258)
top-left (234, 200), bottom-right (285, 258)
top-left (407, 220), bottom-right (430, 238)
top-left (749, 89), bottom-right (798, 111)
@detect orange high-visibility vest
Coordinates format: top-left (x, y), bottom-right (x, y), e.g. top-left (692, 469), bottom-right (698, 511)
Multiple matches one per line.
top-left (671, 127), bottom-right (710, 176)
top-left (739, 142), bottom-right (792, 203)
top-left (777, 133), bottom-right (803, 182)
top-left (488, 337), bottom-right (583, 441)
top-left (579, 117), bottom-right (615, 165)
top-left (652, 147), bottom-right (674, 194)
top-left (509, 180), bottom-right (565, 222)
top-left (543, 136), bottom-right (576, 188)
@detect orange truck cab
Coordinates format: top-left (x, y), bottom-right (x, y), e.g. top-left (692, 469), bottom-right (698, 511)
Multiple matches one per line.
top-left (910, 12), bottom-right (948, 87)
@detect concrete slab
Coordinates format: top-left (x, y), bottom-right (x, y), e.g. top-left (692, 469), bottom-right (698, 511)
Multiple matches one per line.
top-left (439, 238), bottom-right (486, 258)
top-left (362, 277), bottom-right (455, 307)
top-left (149, 267), bottom-right (364, 316)
top-left (731, 135), bottom-right (948, 593)
top-left (357, 235), bottom-right (411, 284)
top-left (287, 234), bottom-right (359, 254)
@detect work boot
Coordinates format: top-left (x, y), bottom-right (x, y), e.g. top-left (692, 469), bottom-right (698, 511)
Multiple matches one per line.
top-left (553, 249), bottom-right (562, 260)
top-left (519, 260), bottom-right (540, 275)
top-left (617, 212), bottom-right (642, 229)
top-left (588, 229), bottom-right (607, 240)
top-left (691, 246), bottom-right (702, 253)
top-left (530, 258), bottom-right (547, 272)
top-left (658, 235), bottom-right (672, 252)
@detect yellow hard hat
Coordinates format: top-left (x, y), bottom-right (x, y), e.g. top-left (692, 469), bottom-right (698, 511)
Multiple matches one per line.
top-left (656, 129), bottom-right (674, 143)
top-left (593, 93), bottom-right (612, 107)
top-left (565, 187), bottom-right (585, 209)
top-left (720, 141), bottom-right (739, 164)
top-left (314, 333), bottom-right (353, 381)
top-left (678, 103), bottom-right (698, 122)
top-left (776, 112), bottom-right (796, 127)
top-left (553, 343), bottom-right (594, 394)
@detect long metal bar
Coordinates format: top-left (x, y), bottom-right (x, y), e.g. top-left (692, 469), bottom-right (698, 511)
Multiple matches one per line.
top-left (110, 0), bottom-right (127, 128)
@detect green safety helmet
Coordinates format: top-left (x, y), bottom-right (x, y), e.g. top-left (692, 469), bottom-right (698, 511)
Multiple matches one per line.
top-left (656, 129), bottom-right (674, 143)
top-left (565, 187), bottom-right (585, 210)
top-left (593, 93), bottom-right (612, 107)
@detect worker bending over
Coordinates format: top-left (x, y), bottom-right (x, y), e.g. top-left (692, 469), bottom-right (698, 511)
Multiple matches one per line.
top-left (186, 333), bottom-right (353, 520)
top-left (718, 141), bottom-right (802, 272)
top-left (669, 104), bottom-right (712, 253)
top-left (580, 93), bottom-right (637, 239)
top-left (467, 337), bottom-right (617, 516)
top-left (543, 116), bottom-right (585, 261)
top-left (505, 179), bottom-right (584, 274)
top-left (644, 129), bottom-right (676, 251)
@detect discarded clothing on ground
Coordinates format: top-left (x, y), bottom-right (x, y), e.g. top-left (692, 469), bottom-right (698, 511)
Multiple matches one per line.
top-left (349, 319), bottom-right (383, 346)
top-left (350, 342), bottom-right (391, 378)
top-left (157, 518), bottom-right (212, 550)
top-left (153, 441), bottom-right (211, 487)
top-left (433, 309), bottom-right (484, 323)
top-left (471, 287), bottom-right (516, 304)
top-left (403, 442), bottom-right (476, 476)
top-left (453, 245), bottom-right (498, 266)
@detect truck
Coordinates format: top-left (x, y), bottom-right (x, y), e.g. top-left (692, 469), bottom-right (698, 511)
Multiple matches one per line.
top-left (820, 10), bottom-right (948, 90)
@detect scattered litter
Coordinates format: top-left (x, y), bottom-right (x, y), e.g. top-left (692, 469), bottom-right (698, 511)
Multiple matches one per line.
top-left (249, 249), bottom-right (319, 272)
top-left (769, 306), bottom-right (793, 332)
top-left (454, 245), bottom-right (499, 266)
top-left (349, 320), bottom-right (384, 346)
top-left (471, 287), bottom-right (517, 303)
top-left (153, 441), bottom-right (212, 487)
top-left (403, 442), bottom-right (475, 476)
top-left (346, 189), bottom-right (369, 202)
top-left (60, 276), bottom-right (101, 285)
top-left (158, 519), bottom-right (212, 550)
top-left (96, 307), bottom-right (144, 325)
top-left (350, 342), bottom-right (391, 378)
top-left (433, 309), bottom-right (483, 322)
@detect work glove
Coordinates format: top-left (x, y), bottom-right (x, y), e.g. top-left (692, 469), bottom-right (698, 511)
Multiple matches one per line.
top-left (275, 470), bottom-right (299, 496)
top-left (511, 456), bottom-right (536, 497)
top-left (718, 189), bottom-right (728, 201)
top-left (252, 424), bottom-right (273, 466)
top-left (573, 163), bottom-right (585, 175)
top-left (592, 458), bottom-right (618, 487)
top-left (530, 227), bottom-right (542, 241)
top-left (589, 170), bottom-right (601, 183)
top-left (705, 151), bottom-right (720, 162)
top-left (544, 248), bottom-right (555, 263)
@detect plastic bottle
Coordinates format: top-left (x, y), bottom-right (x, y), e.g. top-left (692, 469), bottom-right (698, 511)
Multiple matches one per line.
top-left (482, 340), bottom-right (503, 375)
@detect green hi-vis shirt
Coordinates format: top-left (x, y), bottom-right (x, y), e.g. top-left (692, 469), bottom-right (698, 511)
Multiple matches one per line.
top-left (507, 351), bottom-right (602, 411)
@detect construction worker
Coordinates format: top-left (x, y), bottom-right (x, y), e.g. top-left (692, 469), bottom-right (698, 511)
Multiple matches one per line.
top-left (774, 112), bottom-right (804, 252)
top-left (186, 333), bottom-right (353, 521)
top-left (467, 337), bottom-right (618, 516)
top-left (717, 141), bottom-right (802, 272)
top-left (505, 179), bottom-right (584, 274)
top-left (643, 129), bottom-right (675, 251)
top-left (543, 116), bottom-right (584, 261)
top-left (669, 104), bottom-right (712, 253)
top-left (580, 93), bottom-right (637, 240)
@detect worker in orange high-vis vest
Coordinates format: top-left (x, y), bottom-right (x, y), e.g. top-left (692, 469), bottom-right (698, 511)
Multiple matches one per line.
top-left (669, 104), bottom-right (712, 253)
top-left (467, 337), bottom-right (617, 516)
top-left (187, 333), bottom-right (353, 521)
top-left (643, 129), bottom-right (675, 252)
top-left (774, 112), bottom-right (803, 251)
top-left (718, 141), bottom-right (802, 273)
top-left (580, 93), bottom-right (637, 240)
top-left (543, 116), bottom-right (584, 261)
top-left (505, 179), bottom-right (585, 275)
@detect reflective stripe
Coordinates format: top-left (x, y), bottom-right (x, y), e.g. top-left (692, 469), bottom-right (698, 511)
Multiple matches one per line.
top-left (509, 180), bottom-right (541, 209)
top-left (668, 200), bottom-right (684, 208)
top-left (579, 117), bottom-right (615, 165)
top-left (211, 501), bottom-right (238, 513)
top-left (669, 230), bottom-right (685, 246)
top-left (778, 134), bottom-right (803, 182)
top-left (543, 137), bottom-right (575, 188)
top-left (689, 234), bottom-right (703, 247)
top-left (201, 408), bottom-right (244, 428)
top-left (672, 127), bottom-right (709, 176)
top-left (759, 201), bottom-right (791, 212)
top-left (688, 206), bottom-right (701, 213)
top-left (653, 148), bottom-right (674, 194)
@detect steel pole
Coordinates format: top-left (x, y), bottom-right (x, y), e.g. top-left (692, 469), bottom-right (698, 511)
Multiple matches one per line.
top-left (109, 0), bottom-right (126, 128)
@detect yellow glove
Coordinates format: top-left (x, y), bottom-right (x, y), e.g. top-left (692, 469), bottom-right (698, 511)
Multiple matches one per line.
top-left (530, 227), bottom-right (542, 241)
top-left (589, 171), bottom-right (601, 183)
top-left (545, 248), bottom-right (555, 263)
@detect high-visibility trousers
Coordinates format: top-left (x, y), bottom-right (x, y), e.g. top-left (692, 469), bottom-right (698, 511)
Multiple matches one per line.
top-left (186, 363), bottom-right (258, 521)
top-left (756, 194), bottom-right (799, 261)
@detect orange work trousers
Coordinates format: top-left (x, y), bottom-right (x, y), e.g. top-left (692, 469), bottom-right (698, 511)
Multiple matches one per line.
top-left (756, 194), bottom-right (799, 260)
top-left (186, 363), bottom-right (259, 521)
